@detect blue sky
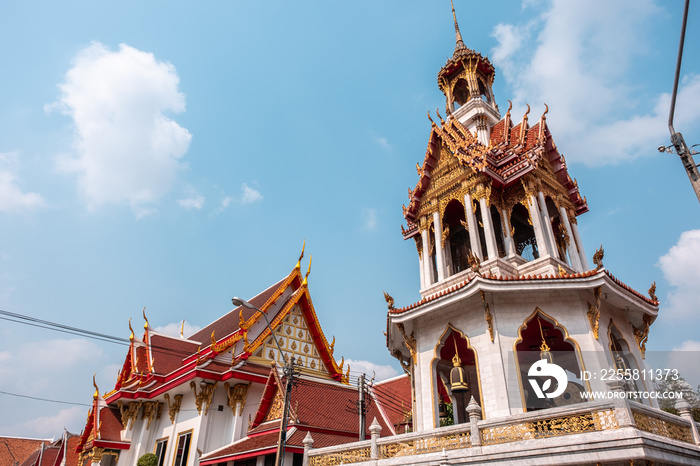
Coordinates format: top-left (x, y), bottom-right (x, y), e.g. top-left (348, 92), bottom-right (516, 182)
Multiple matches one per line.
top-left (1, 0), bottom-right (700, 437)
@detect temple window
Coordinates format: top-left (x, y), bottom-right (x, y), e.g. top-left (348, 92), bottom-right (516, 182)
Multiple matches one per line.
top-left (443, 199), bottom-right (471, 275)
top-left (515, 311), bottom-right (585, 412)
top-left (154, 438), bottom-right (168, 466)
top-left (478, 78), bottom-right (491, 103)
top-left (511, 203), bottom-right (539, 261)
top-left (173, 430), bottom-right (193, 466)
top-left (490, 206), bottom-right (506, 258)
top-left (434, 328), bottom-right (481, 426)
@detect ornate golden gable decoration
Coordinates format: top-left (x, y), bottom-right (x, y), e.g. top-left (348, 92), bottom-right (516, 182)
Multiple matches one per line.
top-left (141, 401), bottom-right (162, 430)
top-left (117, 400), bottom-right (142, 430)
top-left (163, 394), bottom-right (183, 424)
top-left (225, 382), bottom-right (251, 416)
top-left (190, 381), bottom-right (218, 415)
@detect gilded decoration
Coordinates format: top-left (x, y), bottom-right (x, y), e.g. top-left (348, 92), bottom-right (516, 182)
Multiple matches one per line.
top-left (190, 380), bottom-right (217, 415)
top-left (117, 400), bottom-right (142, 430)
top-left (224, 382), bottom-right (251, 416)
top-left (309, 447), bottom-right (371, 466)
top-left (480, 291), bottom-right (494, 342)
top-left (481, 409), bottom-right (617, 445)
top-left (587, 286), bottom-right (602, 340)
top-left (633, 314), bottom-right (654, 359)
top-left (141, 401), bottom-right (162, 430)
top-left (264, 389), bottom-right (285, 421)
top-left (593, 245), bottom-right (605, 270)
top-left (632, 411), bottom-right (694, 444)
top-left (396, 323), bottom-right (417, 365)
top-left (648, 282), bottom-right (658, 302)
top-left (164, 394), bottom-right (183, 424)
top-left (413, 235), bottom-right (423, 260)
top-left (383, 291), bottom-right (395, 310)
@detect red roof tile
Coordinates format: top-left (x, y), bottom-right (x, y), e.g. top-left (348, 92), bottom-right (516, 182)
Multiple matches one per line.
top-left (0, 437), bottom-right (51, 466)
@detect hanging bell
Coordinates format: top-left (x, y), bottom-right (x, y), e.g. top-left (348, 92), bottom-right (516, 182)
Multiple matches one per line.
top-left (450, 354), bottom-right (469, 392)
top-left (539, 341), bottom-right (554, 363)
top-left (439, 399), bottom-right (447, 418)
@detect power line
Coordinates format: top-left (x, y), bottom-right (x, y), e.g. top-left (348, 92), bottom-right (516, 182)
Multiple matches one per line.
top-left (0, 390), bottom-right (92, 408)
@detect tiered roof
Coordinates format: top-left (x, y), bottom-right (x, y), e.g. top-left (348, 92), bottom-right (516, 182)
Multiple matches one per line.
top-left (402, 107), bottom-right (588, 235)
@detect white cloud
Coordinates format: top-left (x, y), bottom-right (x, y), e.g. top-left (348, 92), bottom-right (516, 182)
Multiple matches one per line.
top-left (490, 0), bottom-right (700, 166)
top-left (345, 359), bottom-right (399, 381)
top-left (373, 135), bottom-right (391, 151)
top-left (240, 183), bottom-right (262, 204)
top-left (0, 152), bottom-right (45, 212)
top-left (361, 207), bottom-right (378, 231)
top-left (155, 321), bottom-right (202, 338)
top-left (214, 195), bottom-right (232, 214)
top-left (19, 406), bottom-right (85, 438)
top-left (178, 191), bottom-right (205, 210)
top-left (49, 42), bottom-right (192, 214)
top-left (657, 229), bottom-right (700, 321)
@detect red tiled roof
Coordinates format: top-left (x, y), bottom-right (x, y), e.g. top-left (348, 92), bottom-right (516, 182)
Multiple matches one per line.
top-left (0, 437), bottom-right (51, 466)
top-left (190, 276), bottom-right (289, 344)
top-left (372, 375), bottom-right (412, 434)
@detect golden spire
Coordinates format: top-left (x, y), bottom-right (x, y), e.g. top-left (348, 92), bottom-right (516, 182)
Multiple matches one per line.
top-left (142, 307), bottom-right (149, 332)
top-left (92, 374), bottom-right (99, 400)
top-left (128, 318), bottom-right (134, 343)
top-left (302, 255), bottom-right (312, 286)
top-left (180, 320), bottom-right (185, 338)
top-left (295, 239), bottom-right (305, 271)
top-left (451, 0), bottom-right (467, 53)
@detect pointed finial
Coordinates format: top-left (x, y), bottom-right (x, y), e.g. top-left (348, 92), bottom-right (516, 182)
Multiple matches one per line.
top-left (427, 111), bottom-right (436, 127)
top-left (524, 103), bottom-right (530, 118)
top-left (451, 0), bottom-right (467, 52)
top-left (142, 307), bottom-right (149, 332)
top-left (506, 100), bottom-right (512, 116)
top-left (302, 255), bottom-right (312, 286)
top-left (92, 374), bottom-right (99, 400)
top-left (542, 103), bottom-right (548, 119)
top-left (295, 239), bottom-right (305, 270)
top-left (128, 318), bottom-right (134, 343)
top-left (436, 108), bottom-right (445, 125)
top-left (180, 320), bottom-right (185, 338)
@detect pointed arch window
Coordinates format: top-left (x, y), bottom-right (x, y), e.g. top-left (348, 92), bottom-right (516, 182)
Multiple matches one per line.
top-left (433, 326), bottom-right (481, 427)
top-left (608, 321), bottom-right (647, 401)
top-left (515, 310), bottom-right (586, 412)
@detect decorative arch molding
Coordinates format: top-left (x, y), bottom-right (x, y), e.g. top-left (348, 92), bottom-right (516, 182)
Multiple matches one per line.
top-left (430, 323), bottom-right (484, 426)
top-left (512, 308), bottom-right (590, 412)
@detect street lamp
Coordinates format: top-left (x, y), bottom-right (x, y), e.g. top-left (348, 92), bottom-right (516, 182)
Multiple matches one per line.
top-left (231, 297), bottom-right (295, 466)
top-left (666, 0), bottom-right (700, 203)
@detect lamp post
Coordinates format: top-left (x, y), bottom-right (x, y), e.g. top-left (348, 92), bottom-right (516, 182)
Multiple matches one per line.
top-left (232, 297), bottom-right (295, 466)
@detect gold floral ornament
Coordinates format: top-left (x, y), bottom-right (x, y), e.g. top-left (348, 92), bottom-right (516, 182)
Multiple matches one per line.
top-left (587, 286), bottom-right (602, 340)
top-left (164, 394), bottom-right (183, 424)
top-left (190, 380), bottom-right (218, 415)
top-left (633, 314), bottom-right (654, 359)
top-left (239, 309), bottom-right (250, 350)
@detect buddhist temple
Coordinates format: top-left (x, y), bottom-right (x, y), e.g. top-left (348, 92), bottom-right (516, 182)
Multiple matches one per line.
top-left (305, 3), bottom-right (700, 465)
top-left (75, 249), bottom-right (410, 466)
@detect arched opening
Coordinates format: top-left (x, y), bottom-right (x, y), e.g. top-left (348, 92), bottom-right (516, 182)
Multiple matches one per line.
top-left (434, 327), bottom-right (481, 426)
top-left (443, 200), bottom-right (471, 275)
top-left (608, 321), bottom-right (647, 400)
top-left (545, 197), bottom-right (567, 263)
top-left (473, 200), bottom-right (489, 260)
top-left (452, 78), bottom-right (470, 108)
top-left (515, 310), bottom-right (585, 412)
top-left (511, 203), bottom-right (539, 261)
top-left (490, 205), bottom-right (506, 258)
top-left (478, 78), bottom-right (491, 103)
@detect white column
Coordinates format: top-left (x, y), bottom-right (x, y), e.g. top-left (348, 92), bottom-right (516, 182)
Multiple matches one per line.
top-left (559, 207), bottom-right (582, 271)
top-left (464, 193), bottom-right (483, 260)
top-left (417, 236), bottom-right (426, 289)
top-left (537, 192), bottom-right (558, 259)
top-left (479, 198), bottom-right (498, 260)
top-left (571, 221), bottom-right (589, 270)
top-left (527, 195), bottom-right (550, 258)
top-left (433, 211), bottom-right (446, 282)
top-left (421, 228), bottom-right (433, 287)
top-left (502, 208), bottom-right (517, 256)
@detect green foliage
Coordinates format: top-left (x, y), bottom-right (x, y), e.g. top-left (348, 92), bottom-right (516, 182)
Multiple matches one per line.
top-left (439, 402), bottom-right (454, 427)
top-left (137, 453), bottom-right (158, 466)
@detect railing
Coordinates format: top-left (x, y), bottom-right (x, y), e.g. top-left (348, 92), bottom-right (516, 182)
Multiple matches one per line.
top-left (306, 400), bottom-right (699, 466)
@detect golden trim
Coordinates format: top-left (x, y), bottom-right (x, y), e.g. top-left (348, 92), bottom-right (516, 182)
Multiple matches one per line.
top-left (171, 429), bottom-right (194, 466)
top-left (512, 308), bottom-right (591, 412)
top-left (480, 290), bottom-right (494, 342)
top-left (587, 286), bottom-right (602, 339)
top-left (633, 314), bottom-right (654, 359)
top-left (164, 394), bottom-right (183, 424)
top-left (190, 381), bottom-right (217, 415)
top-left (430, 323), bottom-right (484, 426)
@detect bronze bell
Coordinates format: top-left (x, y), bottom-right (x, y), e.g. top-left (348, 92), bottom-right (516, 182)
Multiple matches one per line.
top-left (439, 399), bottom-right (447, 418)
top-left (450, 339), bottom-right (469, 392)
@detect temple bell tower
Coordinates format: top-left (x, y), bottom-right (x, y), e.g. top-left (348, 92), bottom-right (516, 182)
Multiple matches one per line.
top-left (388, 2), bottom-right (660, 434)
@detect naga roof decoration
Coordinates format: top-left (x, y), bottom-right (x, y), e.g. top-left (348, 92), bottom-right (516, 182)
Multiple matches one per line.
top-left (402, 106), bottom-right (588, 236)
top-left (103, 254), bottom-right (344, 404)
